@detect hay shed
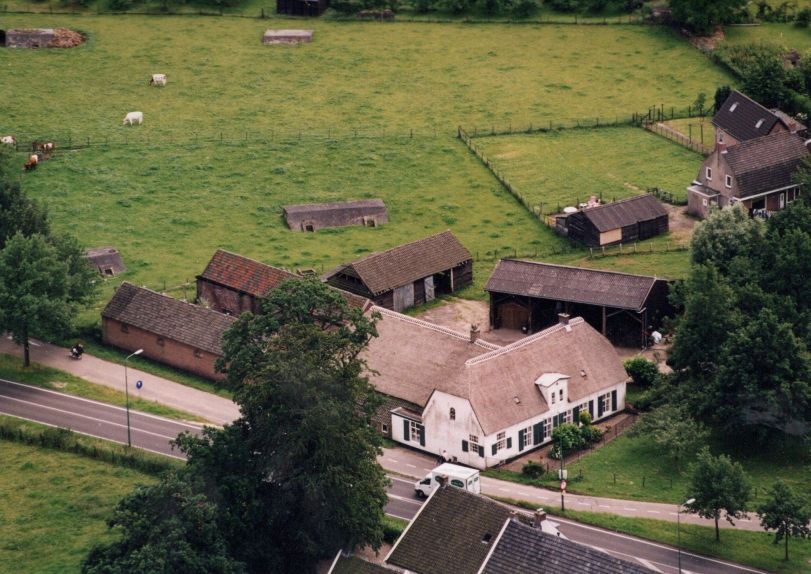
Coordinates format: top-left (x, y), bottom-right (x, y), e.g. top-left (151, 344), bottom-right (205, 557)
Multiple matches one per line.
top-left (262, 29), bottom-right (314, 45)
top-left (283, 199), bottom-right (388, 232)
top-left (86, 247), bottom-right (126, 277)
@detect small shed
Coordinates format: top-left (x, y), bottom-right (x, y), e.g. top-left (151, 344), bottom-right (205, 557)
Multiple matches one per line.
top-left (563, 194), bottom-right (668, 248)
top-left (4, 28), bottom-right (55, 48)
top-left (276, 0), bottom-right (328, 16)
top-left (85, 247), bottom-right (126, 277)
top-left (283, 199), bottom-right (388, 232)
top-left (262, 29), bottom-right (314, 45)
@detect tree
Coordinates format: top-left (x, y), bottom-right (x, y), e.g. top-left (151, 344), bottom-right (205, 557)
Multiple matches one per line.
top-left (690, 204), bottom-right (763, 276)
top-left (714, 85), bottom-right (732, 113)
top-left (685, 447), bottom-right (752, 541)
top-left (629, 404), bottom-right (708, 471)
top-left (0, 146), bottom-right (49, 250)
top-left (550, 423), bottom-right (584, 459)
top-left (183, 278), bottom-right (388, 573)
top-left (669, 0), bottom-right (746, 35)
top-left (758, 480), bottom-right (811, 561)
top-left (739, 48), bottom-right (789, 109)
top-left (0, 233), bottom-right (97, 366)
top-left (624, 357), bottom-right (659, 388)
top-left (83, 473), bottom-right (246, 574)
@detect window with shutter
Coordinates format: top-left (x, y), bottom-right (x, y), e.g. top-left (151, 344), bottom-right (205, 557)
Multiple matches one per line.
top-left (462, 440), bottom-right (469, 452)
top-left (403, 419), bottom-right (410, 441)
top-left (478, 445), bottom-right (484, 457)
top-left (589, 400), bottom-right (594, 417)
top-left (418, 423), bottom-right (425, 447)
top-left (533, 422), bottom-right (543, 445)
top-left (518, 432), bottom-right (524, 451)
top-left (506, 437), bottom-right (512, 449)
top-left (491, 443), bottom-right (497, 456)
top-left (598, 398), bottom-right (604, 418)
top-left (573, 406), bottom-right (580, 425)
top-left (611, 390), bottom-right (618, 412)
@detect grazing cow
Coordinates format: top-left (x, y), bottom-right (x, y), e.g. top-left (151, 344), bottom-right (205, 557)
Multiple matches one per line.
top-left (32, 141), bottom-right (55, 155)
top-left (149, 74), bottom-right (167, 87)
top-left (24, 155), bottom-right (38, 171)
top-left (1, 136), bottom-right (16, 146)
top-left (123, 111), bottom-right (144, 126)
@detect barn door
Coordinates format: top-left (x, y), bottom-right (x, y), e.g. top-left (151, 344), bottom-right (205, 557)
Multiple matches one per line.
top-left (424, 276), bottom-right (435, 302)
top-left (393, 284), bottom-right (415, 312)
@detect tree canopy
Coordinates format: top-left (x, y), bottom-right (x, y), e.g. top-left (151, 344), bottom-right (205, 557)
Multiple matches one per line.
top-left (0, 146), bottom-right (49, 250)
top-left (669, 0), bottom-right (746, 35)
top-left (758, 480), bottom-right (811, 561)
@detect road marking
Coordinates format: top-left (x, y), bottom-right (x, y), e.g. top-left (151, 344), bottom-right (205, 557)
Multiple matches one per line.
top-left (387, 475), bottom-right (416, 486)
top-left (646, 510), bottom-right (661, 514)
top-left (498, 488), bottom-right (510, 492)
top-left (599, 505), bottom-right (612, 508)
top-left (385, 512), bottom-right (412, 521)
top-left (385, 458), bottom-right (399, 463)
top-left (405, 463), bottom-right (416, 468)
top-left (636, 558), bottom-right (663, 572)
top-left (624, 507), bottom-right (637, 511)
top-left (387, 494), bottom-right (422, 507)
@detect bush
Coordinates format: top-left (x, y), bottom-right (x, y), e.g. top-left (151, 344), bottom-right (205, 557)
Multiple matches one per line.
top-left (382, 516), bottom-right (406, 544)
top-left (578, 410), bottom-right (592, 427)
top-left (624, 357), bottom-right (659, 388)
top-left (796, 8), bottom-right (811, 27)
top-left (545, 0), bottom-right (577, 11)
top-left (579, 424), bottom-right (603, 445)
top-left (511, 0), bottom-right (536, 17)
top-left (522, 460), bottom-right (545, 479)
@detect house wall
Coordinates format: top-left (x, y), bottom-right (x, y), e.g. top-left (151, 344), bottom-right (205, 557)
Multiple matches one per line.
top-left (599, 228), bottom-right (622, 246)
top-left (102, 317), bottom-right (223, 380)
top-left (197, 279), bottom-right (257, 316)
top-left (373, 394), bottom-right (422, 437)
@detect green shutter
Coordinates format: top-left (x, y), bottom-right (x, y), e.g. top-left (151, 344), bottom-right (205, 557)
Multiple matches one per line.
top-left (611, 390), bottom-right (618, 412)
top-left (518, 431), bottom-right (525, 452)
top-left (573, 406), bottom-right (580, 425)
top-left (462, 440), bottom-right (469, 452)
top-left (478, 445), bottom-right (484, 457)
top-left (491, 443), bottom-right (498, 456)
top-left (533, 422), bottom-right (543, 444)
top-left (403, 419), bottom-right (410, 441)
top-left (589, 400), bottom-right (594, 418)
top-left (553, 414), bottom-right (559, 429)
top-left (418, 424), bottom-right (425, 447)
top-left (598, 397), bottom-right (604, 418)
top-left (507, 437), bottom-right (513, 449)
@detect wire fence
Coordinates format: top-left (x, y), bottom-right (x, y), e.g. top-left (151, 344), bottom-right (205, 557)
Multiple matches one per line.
top-left (643, 121), bottom-right (712, 156)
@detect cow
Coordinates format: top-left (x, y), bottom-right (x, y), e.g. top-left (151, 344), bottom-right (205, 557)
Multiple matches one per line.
top-left (123, 111), bottom-right (144, 126)
top-left (24, 155), bottom-right (38, 171)
top-left (1, 136), bottom-right (16, 147)
top-left (32, 141), bottom-right (55, 155)
top-left (149, 74), bottom-right (167, 87)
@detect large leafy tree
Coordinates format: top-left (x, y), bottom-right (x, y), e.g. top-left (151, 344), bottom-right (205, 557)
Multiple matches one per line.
top-left (83, 473), bottom-right (246, 574)
top-left (685, 447), bottom-right (752, 542)
top-left (758, 480), bottom-right (811, 561)
top-left (629, 404), bottom-right (708, 471)
top-left (0, 146), bottom-right (49, 249)
top-left (0, 233), bottom-right (97, 366)
top-left (669, 0), bottom-right (746, 35)
top-left (690, 204), bottom-right (763, 277)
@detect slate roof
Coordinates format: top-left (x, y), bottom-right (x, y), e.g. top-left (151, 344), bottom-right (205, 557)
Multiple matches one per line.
top-left (723, 131), bottom-right (810, 198)
top-left (364, 308), bottom-right (627, 434)
top-left (386, 485), bottom-right (513, 574)
top-left (102, 282), bottom-right (235, 355)
top-left (578, 194), bottom-right (668, 232)
top-left (330, 555), bottom-right (396, 574)
top-left (481, 520), bottom-right (654, 574)
top-left (323, 231), bottom-right (472, 295)
top-left (712, 90), bottom-right (784, 142)
top-left (197, 249), bottom-right (296, 297)
top-left (485, 259), bottom-right (659, 311)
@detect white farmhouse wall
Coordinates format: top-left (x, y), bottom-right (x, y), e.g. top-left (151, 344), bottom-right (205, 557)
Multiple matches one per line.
top-left (422, 392), bottom-right (485, 468)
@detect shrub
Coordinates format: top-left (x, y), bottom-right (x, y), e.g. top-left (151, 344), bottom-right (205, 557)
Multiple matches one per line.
top-left (578, 410), bottom-right (592, 427)
top-left (545, 0), bottom-right (577, 11)
top-left (579, 424), bottom-right (603, 445)
top-left (511, 0), bottom-right (536, 17)
top-left (522, 460), bottom-right (545, 479)
top-left (382, 516), bottom-right (405, 544)
top-left (624, 357), bottom-right (659, 388)
top-left (796, 8), bottom-right (811, 27)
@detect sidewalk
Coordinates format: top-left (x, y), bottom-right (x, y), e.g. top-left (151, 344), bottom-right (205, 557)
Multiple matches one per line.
top-left (0, 336), bottom-right (239, 425)
top-left (379, 445), bottom-right (766, 532)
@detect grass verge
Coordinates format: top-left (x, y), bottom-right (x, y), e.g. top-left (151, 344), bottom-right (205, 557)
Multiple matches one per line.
top-left (0, 353), bottom-right (207, 422)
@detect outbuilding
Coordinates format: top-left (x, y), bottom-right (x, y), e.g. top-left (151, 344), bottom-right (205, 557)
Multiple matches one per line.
top-left (85, 247), bottom-right (126, 277)
top-left (283, 199), bottom-right (388, 232)
top-left (262, 29), bottom-right (314, 44)
top-left (562, 194), bottom-right (668, 248)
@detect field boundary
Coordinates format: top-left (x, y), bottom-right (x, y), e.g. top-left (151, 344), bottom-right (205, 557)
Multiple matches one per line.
top-left (643, 121), bottom-right (711, 156)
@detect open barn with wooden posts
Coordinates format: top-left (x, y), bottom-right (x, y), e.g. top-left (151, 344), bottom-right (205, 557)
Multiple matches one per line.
top-left (485, 259), bottom-right (672, 347)
top-left (323, 230), bottom-right (473, 312)
top-left (283, 199), bottom-right (388, 232)
top-left (561, 193), bottom-right (668, 248)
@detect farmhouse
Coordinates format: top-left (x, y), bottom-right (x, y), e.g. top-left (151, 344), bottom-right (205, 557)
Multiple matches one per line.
top-left (276, 0), bottom-right (328, 16)
top-left (102, 283), bottom-right (235, 380)
top-left (283, 199), bottom-right (388, 232)
top-left (712, 90), bottom-right (800, 147)
top-left (364, 308), bottom-right (627, 469)
top-left (485, 259), bottom-right (671, 347)
top-left (323, 231), bottom-right (472, 312)
top-left (84, 247), bottom-right (126, 277)
top-left (561, 193), bottom-right (668, 248)
top-left (687, 131), bottom-right (810, 219)
top-left (197, 249), bottom-right (297, 315)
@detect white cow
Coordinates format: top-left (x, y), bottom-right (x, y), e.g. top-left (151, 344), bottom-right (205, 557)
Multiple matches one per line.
top-left (123, 111), bottom-right (144, 126)
top-left (1, 135), bottom-right (16, 146)
top-left (149, 74), bottom-right (167, 87)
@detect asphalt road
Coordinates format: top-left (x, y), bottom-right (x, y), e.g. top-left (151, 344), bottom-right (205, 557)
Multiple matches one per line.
top-left (0, 379), bottom-right (768, 574)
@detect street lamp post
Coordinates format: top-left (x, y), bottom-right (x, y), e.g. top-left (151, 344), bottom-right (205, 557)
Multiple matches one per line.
top-left (124, 349), bottom-right (143, 447)
top-left (678, 497), bottom-right (695, 574)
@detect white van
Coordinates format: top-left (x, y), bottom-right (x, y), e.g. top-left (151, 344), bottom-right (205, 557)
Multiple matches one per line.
top-left (414, 463), bottom-right (481, 498)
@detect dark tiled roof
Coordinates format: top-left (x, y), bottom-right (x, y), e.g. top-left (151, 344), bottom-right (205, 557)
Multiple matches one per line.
top-left (580, 194), bottom-right (668, 232)
top-left (484, 260), bottom-right (659, 311)
top-left (724, 132), bottom-right (809, 198)
top-left (326, 231), bottom-right (472, 295)
top-left (387, 486), bottom-right (512, 574)
top-left (331, 556), bottom-right (396, 574)
top-left (712, 90), bottom-right (783, 142)
top-left (283, 199), bottom-right (388, 230)
top-left (198, 249), bottom-right (296, 297)
top-left (102, 282), bottom-right (235, 355)
top-left (481, 520), bottom-right (654, 574)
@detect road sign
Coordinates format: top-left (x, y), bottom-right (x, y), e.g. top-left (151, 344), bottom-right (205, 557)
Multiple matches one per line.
top-left (135, 380), bottom-right (143, 390)
top-left (560, 480), bottom-right (567, 492)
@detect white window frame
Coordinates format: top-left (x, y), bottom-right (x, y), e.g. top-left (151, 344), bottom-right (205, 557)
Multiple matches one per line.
top-left (559, 389), bottom-right (564, 402)
top-left (725, 175), bottom-right (732, 188)
top-left (551, 392), bottom-right (556, 405)
top-left (706, 167), bottom-right (712, 180)
top-left (469, 434), bottom-right (479, 445)
top-left (702, 198), bottom-right (708, 207)
top-left (755, 119), bottom-right (764, 129)
top-left (521, 426), bottom-right (532, 448)
top-left (779, 193), bottom-right (786, 209)
top-left (495, 431), bottom-right (507, 452)
top-left (543, 418), bottom-right (552, 439)
top-left (562, 410), bottom-right (572, 424)
top-left (409, 420), bottom-right (421, 444)
top-left (600, 393), bottom-right (611, 415)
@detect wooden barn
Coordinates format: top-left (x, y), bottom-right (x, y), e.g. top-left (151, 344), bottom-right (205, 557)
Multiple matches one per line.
top-left (323, 231), bottom-right (473, 312)
top-left (485, 260), bottom-right (672, 347)
top-left (276, 0), bottom-right (328, 16)
top-left (563, 194), bottom-right (668, 248)
top-left (85, 247), bottom-right (126, 277)
top-left (283, 199), bottom-right (388, 232)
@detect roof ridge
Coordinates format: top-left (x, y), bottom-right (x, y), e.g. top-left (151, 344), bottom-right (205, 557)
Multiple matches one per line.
top-left (207, 248), bottom-right (293, 275)
top-left (373, 306), bottom-right (501, 351)
top-left (464, 317), bottom-right (585, 367)
top-left (108, 281), bottom-right (230, 320)
top-left (499, 258), bottom-right (660, 281)
top-left (580, 193), bottom-right (654, 212)
top-left (354, 229), bottom-right (454, 265)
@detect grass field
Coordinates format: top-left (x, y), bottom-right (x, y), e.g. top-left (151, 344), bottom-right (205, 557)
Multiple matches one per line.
top-left (0, 439), bottom-right (156, 574)
top-left (723, 23), bottom-right (811, 52)
top-left (472, 127), bottom-right (702, 209)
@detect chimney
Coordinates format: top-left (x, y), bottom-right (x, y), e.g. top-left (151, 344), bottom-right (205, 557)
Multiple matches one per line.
top-left (533, 509), bottom-right (547, 529)
top-left (557, 313), bottom-right (570, 326)
top-left (469, 323), bottom-right (480, 344)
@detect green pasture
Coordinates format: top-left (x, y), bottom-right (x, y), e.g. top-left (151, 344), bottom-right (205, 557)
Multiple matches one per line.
top-left (0, 14), bottom-right (733, 138)
top-left (472, 127), bottom-right (703, 210)
top-left (0, 439), bottom-right (156, 574)
top-left (722, 23), bottom-right (811, 52)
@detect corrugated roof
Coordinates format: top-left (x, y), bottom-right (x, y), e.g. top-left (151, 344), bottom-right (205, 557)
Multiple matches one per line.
top-left (326, 231), bottom-right (472, 295)
top-left (101, 282), bottom-right (235, 355)
top-left (712, 90), bottom-right (783, 142)
top-left (484, 260), bottom-right (658, 311)
top-left (197, 249), bottom-right (296, 297)
top-left (723, 131), bottom-right (809, 198)
top-left (579, 194), bottom-right (668, 232)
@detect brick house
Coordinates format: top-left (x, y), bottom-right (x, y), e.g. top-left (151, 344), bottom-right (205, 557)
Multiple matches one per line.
top-left (102, 282), bottom-right (235, 380)
top-left (712, 90), bottom-right (795, 147)
top-left (323, 231), bottom-right (473, 312)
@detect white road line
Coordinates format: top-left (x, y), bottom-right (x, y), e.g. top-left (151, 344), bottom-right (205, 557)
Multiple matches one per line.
top-left (0, 395), bottom-right (180, 441)
top-left (385, 458), bottom-right (399, 463)
top-left (637, 558), bottom-right (663, 572)
top-left (624, 507), bottom-right (638, 511)
top-left (385, 512), bottom-right (412, 521)
top-left (405, 463), bottom-right (416, 468)
top-left (387, 475), bottom-right (416, 485)
top-left (647, 510), bottom-right (661, 514)
top-left (386, 494), bottom-right (422, 507)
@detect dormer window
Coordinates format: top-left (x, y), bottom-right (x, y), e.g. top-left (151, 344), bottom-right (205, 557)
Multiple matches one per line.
top-left (729, 102), bottom-right (738, 112)
top-left (706, 167), bottom-right (712, 180)
top-left (755, 119), bottom-right (764, 129)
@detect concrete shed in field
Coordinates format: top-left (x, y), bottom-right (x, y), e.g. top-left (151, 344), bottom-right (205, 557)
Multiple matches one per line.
top-left (283, 199), bottom-right (388, 232)
top-left (3, 28), bottom-right (55, 48)
top-left (85, 247), bottom-right (127, 277)
top-left (262, 29), bottom-right (314, 45)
